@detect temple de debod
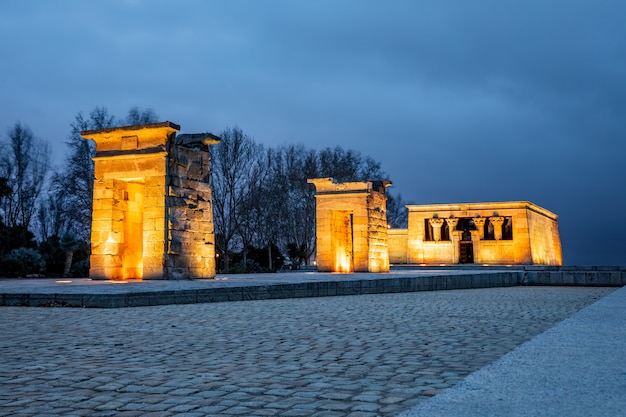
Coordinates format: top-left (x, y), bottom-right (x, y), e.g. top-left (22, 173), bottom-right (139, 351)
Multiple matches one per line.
top-left (389, 201), bottom-right (562, 266)
top-left (309, 178), bottom-right (563, 273)
top-left (81, 122), bottom-right (562, 280)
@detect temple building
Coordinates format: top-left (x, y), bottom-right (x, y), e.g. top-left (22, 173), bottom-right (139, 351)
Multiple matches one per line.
top-left (309, 179), bottom-right (563, 271)
top-left (308, 177), bottom-right (392, 272)
top-left (389, 201), bottom-right (563, 266)
top-left (81, 122), bottom-right (220, 280)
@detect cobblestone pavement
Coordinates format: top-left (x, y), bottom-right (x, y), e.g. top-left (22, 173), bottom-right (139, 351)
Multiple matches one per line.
top-left (0, 286), bottom-right (615, 417)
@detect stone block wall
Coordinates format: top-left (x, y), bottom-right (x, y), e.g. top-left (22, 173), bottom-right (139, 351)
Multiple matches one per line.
top-left (308, 178), bottom-right (391, 273)
top-left (388, 229), bottom-right (408, 264)
top-left (82, 122), bottom-right (220, 280)
top-left (366, 192), bottom-right (390, 272)
top-left (405, 202), bottom-right (562, 266)
top-left (165, 134), bottom-right (219, 279)
top-left (527, 208), bottom-right (563, 265)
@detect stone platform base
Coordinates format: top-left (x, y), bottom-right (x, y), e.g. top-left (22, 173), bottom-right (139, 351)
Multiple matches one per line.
top-left (0, 266), bottom-right (623, 308)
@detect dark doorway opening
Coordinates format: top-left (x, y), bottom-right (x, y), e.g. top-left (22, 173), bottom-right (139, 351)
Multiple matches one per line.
top-left (459, 241), bottom-right (474, 264)
top-left (457, 218), bottom-right (476, 264)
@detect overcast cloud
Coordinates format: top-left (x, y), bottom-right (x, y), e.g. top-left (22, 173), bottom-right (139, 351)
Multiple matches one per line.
top-left (1, 0), bottom-right (624, 265)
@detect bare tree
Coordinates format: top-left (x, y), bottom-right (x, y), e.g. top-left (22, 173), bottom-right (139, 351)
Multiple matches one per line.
top-left (279, 144), bottom-right (319, 267)
top-left (386, 192), bottom-right (409, 228)
top-left (49, 107), bottom-right (116, 240)
top-left (235, 142), bottom-right (270, 271)
top-left (318, 146), bottom-right (386, 182)
top-left (210, 127), bottom-right (258, 272)
top-left (0, 123), bottom-right (50, 233)
top-left (0, 176), bottom-right (11, 220)
top-left (124, 107), bottom-right (159, 125)
top-left (242, 147), bottom-right (287, 270)
top-left (277, 145), bottom-right (387, 267)
top-left (206, 129), bottom-right (392, 272)
top-left (36, 193), bottom-right (65, 241)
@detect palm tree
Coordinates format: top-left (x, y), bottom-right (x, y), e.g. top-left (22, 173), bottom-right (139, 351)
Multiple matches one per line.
top-left (60, 233), bottom-right (79, 277)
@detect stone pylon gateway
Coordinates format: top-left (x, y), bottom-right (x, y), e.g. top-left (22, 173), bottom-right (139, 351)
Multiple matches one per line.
top-left (308, 177), bottom-right (392, 273)
top-left (81, 122), bottom-right (220, 280)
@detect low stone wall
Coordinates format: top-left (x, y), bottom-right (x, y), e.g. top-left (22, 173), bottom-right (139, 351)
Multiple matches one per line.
top-left (520, 266), bottom-right (626, 287)
top-left (1, 267), bottom-right (622, 308)
top-left (0, 272), bottom-right (521, 308)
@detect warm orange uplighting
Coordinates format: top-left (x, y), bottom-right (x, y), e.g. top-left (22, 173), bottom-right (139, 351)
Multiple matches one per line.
top-left (334, 247), bottom-right (353, 273)
top-left (331, 210), bottom-right (354, 273)
top-left (82, 122), bottom-right (220, 280)
top-left (396, 201), bottom-right (562, 266)
top-left (308, 178), bottom-right (391, 273)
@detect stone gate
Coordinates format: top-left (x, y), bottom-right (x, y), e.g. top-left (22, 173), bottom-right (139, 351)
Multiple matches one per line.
top-left (81, 122), bottom-right (220, 280)
top-left (308, 177), bottom-right (391, 273)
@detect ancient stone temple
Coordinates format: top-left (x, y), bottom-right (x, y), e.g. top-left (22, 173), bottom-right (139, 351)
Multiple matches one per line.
top-left (309, 178), bottom-right (563, 270)
top-left (81, 122), bottom-right (220, 280)
top-left (308, 177), bottom-right (391, 273)
top-left (388, 201), bottom-right (563, 266)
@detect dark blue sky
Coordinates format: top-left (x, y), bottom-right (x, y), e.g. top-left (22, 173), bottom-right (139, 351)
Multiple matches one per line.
top-left (1, 0), bottom-right (624, 265)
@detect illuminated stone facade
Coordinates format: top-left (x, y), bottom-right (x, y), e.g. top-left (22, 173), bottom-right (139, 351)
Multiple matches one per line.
top-left (81, 122), bottom-right (220, 280)
top-left (389, 201), bottom-right (563, 266)
top-left (308, 178), bottom-right (391, 272)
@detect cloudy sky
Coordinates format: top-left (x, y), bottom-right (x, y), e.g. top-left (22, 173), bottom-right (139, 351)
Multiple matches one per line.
top-left (1, 0), bottom-right (624, 265)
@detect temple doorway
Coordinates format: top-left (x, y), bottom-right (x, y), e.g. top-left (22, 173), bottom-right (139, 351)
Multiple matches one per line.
top-left (331, 210), bottom-right (353, 273)
top-left (459, 241), bottom-right (474, 264)
top-left (119, 180), bottom-right (145, 279)
top-left (457, 218), bottom-right (475, 264)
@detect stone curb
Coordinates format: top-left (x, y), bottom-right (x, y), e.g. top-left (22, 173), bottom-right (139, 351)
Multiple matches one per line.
top-left (1, 272), bottom-right (519, 308)
top-left (1, 266), bottom-right (623, 308)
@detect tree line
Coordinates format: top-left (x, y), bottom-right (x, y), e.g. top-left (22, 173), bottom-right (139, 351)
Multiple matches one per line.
top-left (0, 106), bottom-right (407, 277)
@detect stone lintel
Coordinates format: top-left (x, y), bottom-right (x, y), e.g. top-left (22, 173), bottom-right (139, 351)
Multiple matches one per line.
top-left (176, 133), bottom-right (221, 147)
top-left (407, 201), bottom-right (558, 221)
top-left (93, 147), bottom-right (167, 159)
top-left (81, 121), bottom-right (181, 136)
top-left (308, 177), bottom-right (392, 195)
top-left (81, 122), bottom-right (180, 155)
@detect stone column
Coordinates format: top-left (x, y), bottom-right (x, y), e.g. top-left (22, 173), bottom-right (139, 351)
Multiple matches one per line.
top-left (473, 217), bottom-right (486, 240)
top-left (490, 216), bottom-right (505, 240)
top-left (429, 218), bottom-right (445, 241)
top-left (470, 217), bottom-right (485, 264)
top-left (446, 218), bottom-right (460, 263)
top-left (445, 218), bottom-right (459, 233)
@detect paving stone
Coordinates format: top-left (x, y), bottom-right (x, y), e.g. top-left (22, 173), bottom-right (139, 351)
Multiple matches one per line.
top-left (221, 405), bottom-right (254, 415)
top-left (111, 411), bottom-right (146, 417)
top-left (195, 405), bottom-right (227, 413)
top-left (279, 409), bottom-right (314, 416)
top-left (167, 404), bottom-right (200, 412)
top-left (351, 402), bottom-right (381, 412)
top-left (0, 286), bottom-right (614, 417)
top-left (346, 412), bottom-right (380, 417)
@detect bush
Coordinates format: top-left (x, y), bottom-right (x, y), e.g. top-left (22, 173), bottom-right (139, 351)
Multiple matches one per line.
top-left (230, 258), bottom-right (262, 274)
top-left (70, 259), bottom-right (90, 277)
top-left (2, 247), bottom-right (45, 277)
top-left (0, 257), bottom-right (23, 278)
top-left (39, 236), bottom-right (65, 275)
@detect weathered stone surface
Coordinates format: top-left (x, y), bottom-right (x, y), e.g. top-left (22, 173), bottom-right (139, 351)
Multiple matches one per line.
top-left (308, 178), bottom-right (391, 273)
top-left (394, 202), bottom-right (562, 266)
top-left (81, 122), bottom-right (220, 280)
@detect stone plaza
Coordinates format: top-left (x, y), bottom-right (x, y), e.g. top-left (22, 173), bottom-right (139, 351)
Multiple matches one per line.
top-left (0, 283), bottom-right (618, 417)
